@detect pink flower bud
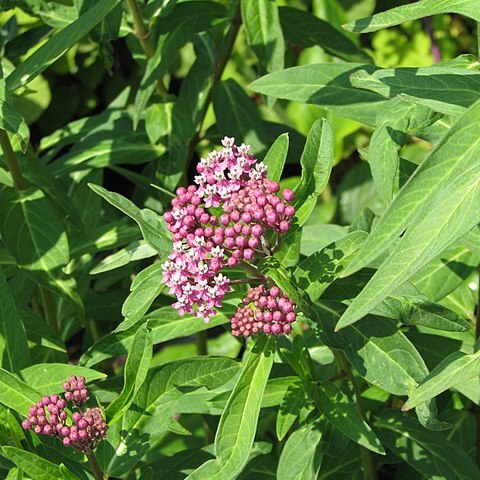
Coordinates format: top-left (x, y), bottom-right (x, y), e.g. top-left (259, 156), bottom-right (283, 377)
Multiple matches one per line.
top-left (282, 189), bottom-right (294, 202)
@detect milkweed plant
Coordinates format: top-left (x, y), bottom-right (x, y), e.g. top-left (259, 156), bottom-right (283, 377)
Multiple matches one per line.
top-left (0, 0), bottom-right (479, 479)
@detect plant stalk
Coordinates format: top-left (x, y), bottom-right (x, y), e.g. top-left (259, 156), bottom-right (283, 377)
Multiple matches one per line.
top-left (196, 331), bottom-right (208, 356)
top-left (85, 448), bottom-right (106, 480)
top-left (0, 129), bottom-right (26, 191)
top-left (126, 0), bottom-right (168, 97)
top-left (38, 287), bottom-right (58, 333)
top-left (333, 350), bottom-right (377, 480)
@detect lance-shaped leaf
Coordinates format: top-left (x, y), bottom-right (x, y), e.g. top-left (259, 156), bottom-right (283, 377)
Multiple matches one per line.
top-left (314, 381), bottom-right (385, 454)
top-left (0, 80), bottom-right (29, 151)
top-left (404, 349), bottom-right (480, 410)
top-left (0, 267), bottom-right (30, 372)
top-left (89, 184), bottom-right (171, 257)
top-left (376, 410), bottom-right (480, 479)
top-left (186, 337), bottom-right (275, 480)
top-left (0, 447), bottom-right (77, 480)
top-left (293, 119), bottom-right (334, 226)
top-left (337, 100), bottom-right (480, 329)
top-left (0, 187), bottom-right (83, 320)
top-left (242, 0), bottom-right (285, 76)
top-left (276, 381), bottom-right (307, 441)
top-left (107, 322), bottom-right (153, 423)
top-left (350, 67), bottom-right (480, 117)
top-left (263, 132), bottom-right (289, 183)
top-left (250, 63), bottom-right (387, 126)
top-left (6, 0), bottom-right (122, 91)
top-left (344, 0), bottom-right (480, 33)
top-left (279, 6), bottom-right (371, 63)
top-left (0, 368), bottom-right (40, 416)
top-left (97, 357), bottom-right (240, 477)
top-left (120, 262), bottom-right (165, 331)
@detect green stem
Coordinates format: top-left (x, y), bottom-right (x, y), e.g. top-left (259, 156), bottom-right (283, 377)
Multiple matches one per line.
top-left (477, 22), bottom-right (480, 59)
top-left (333, 350), bottom-right (377, 480)
top-left (126, 0), bottom-right (168, 97)
top-left (85, 448), bottom-right (106, 480)
top-left (39, 287), bottom-right (58, 333)
top-left (0, 129), bottom-right (26, 191)
top-left (196, 331), bottom-right (208, 356)
top-left (475, 266), bottom-right (480, 466)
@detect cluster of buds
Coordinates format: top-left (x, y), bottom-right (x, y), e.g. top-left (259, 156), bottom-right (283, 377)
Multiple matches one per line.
top-left (162, 137), bottom-right (297, 328)
top-left (22, 376), bottom-right (106, 452)
top-left (230, 285), bottom-right (297, 337)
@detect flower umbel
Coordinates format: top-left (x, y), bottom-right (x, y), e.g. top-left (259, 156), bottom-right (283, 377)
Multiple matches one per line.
top-left (22, 376), bottom-right (107, 452)
top-left (163, 136), bottom-right (297, 333)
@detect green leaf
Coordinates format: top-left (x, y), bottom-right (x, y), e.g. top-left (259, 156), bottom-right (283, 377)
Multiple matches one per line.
top-left (376, 410), bottom-right (480, 479)
top-left (0, 447), bottom-right (77, 480)
top-left (0, 80), bottom-right (29, 151)
top-left (293, 119), bottom-right (334, 226)
top-left (186, 337), bottom-right (275, 480)
top-left (404, 350), bottom-right (480, 410)
top-left (88, 183), bottom-right (171, 257)
top-left (241, 0), bottom-right (285, 75)
top-left (350, 67), bottom-right (480, 117)
top-left (337, 100), bottom-right (480, 329)
top-left (0, 368), bottom-right (40, 416)
top-left (107, 322), bottom-right (153, 423)
top-left (367, 97), bottom-right (439, 203)
top-left (0, 267), bottom-right (30, 372)
top-left (279, 6), bottom-right (371, 63)
top-left (80, 305), bottom-right (235, 367)
top-left (120, 262), bottom-right (165, 330)
top-left (0, 187), bottom-right (83, 319)
top-left (6, 0), bottom-right (122, 91)
top-left (276, 381), bottom-right (307, 441)
top-left (263, 132), bottom-right (289, 183)
top-left (293, 231), bottom-right (367, 302)
top-left (97, 357), bottom-right (240, 477)
top-left (213, 79), bottom-right (267, 154)
top-left (250, 63), bottom-right (387, 126)
top-left (19, 363), bottom-right (105, 395)
top-left (277, 421), bottom-right (324, 480)
top-left (344, 0), bottom-right (480, 33)
top-left (315, 381), bottom-right (384, 454)
top-left (90, 240), bottom-right (157, 275)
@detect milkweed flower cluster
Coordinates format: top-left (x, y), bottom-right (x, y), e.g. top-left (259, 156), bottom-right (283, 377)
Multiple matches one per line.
top-left (22, 376), bottom-right (107, 452)
top-left (230, 286), bottom-right (297, 337)
top-left (162, 136), bottom-right (297, 332)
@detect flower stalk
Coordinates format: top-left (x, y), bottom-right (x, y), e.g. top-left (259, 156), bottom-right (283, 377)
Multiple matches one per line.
top-left (0, 129), bottom-right (26, 191)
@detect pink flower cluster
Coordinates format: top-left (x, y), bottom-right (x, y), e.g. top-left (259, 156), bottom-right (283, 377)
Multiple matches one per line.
top-left (230, 285), bottom-right (297, 337)
top-left (22, 376), bottom-right (107, 452)
top-left (162, 137), bottom-right (296, 323)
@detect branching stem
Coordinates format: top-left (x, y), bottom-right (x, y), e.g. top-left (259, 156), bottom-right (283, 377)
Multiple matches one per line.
top-left (85, 448), bottom-right (105, 480)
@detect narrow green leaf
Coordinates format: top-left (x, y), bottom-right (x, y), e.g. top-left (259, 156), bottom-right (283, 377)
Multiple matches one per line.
top-left (337, 100), bottom-right (480, 329)
top-left (344, 0), bottom-right (480, 33)
top-left (0, 267), bottom-right (30, 372)
top-left (279, 6), bottom-right (371, 63)
top-left (350, 66), bottom-right (480, 117)
top-left (315, 381), bottom-right (385, 454)
top-left (249, 63), bottom-right (387, 126)
top-left (276, 381), bottom-right (307, 441)
top-left (0, 368), bottom-right (40, 416)
top-left (88, 184), bottom-right (171, 256)
top-left (1, 447), bottom-right (77, 480)
top-left (107, 322), bottom-right (153, 423)
top-left (98, 357), bottom-right (240, 476)
top-left (293, 231), bottom-right (367, 302)
top-left (242, 0), bottom-right (285, 75)
top-left (376, 410), bottom-right (480, 479)
top-left (0, 80), bottom-right (29, 150)
top-left (263, 132), bottom-right (289, 183)
top-left (404, 350), bottom-right (480, 410)
top-left (186, 337), bottom-right (275, 480)
top-left (120, 262), bottom-right (165, 330)
top-left (293, 119), bottom-right (334, 226)
top-left (277, 421), bottom-right (324, 480)
top-left (6, 0), bottom-right (122, 91)
top-left (19, 364), bottom-right (105, 395)
top-left (80, 305), bottom-right (235, 367)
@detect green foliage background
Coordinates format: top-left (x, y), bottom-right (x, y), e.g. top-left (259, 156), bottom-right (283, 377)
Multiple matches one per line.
top-left (0, 0), bottom-right (479, 479)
